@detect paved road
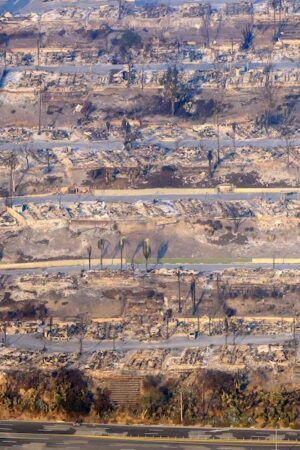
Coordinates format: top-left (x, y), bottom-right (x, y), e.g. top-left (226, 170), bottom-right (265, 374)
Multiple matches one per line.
top-left (1, 434), bottom-right (300, 449)
top-left (6, 60), bottom-right (300, 75)
top-left (1, 136), bottom-right (300, 152)
top-left (4, 331), bottom-right (297, 353)
top-left (0, 421), bottom-right (300, 448)
top-left (1, 190), bottom-right (299, 207)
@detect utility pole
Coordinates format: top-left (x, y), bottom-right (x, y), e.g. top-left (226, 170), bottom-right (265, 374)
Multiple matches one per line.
top-left (9, 166), bottom-right (14, 203)
top-left (141, 62), bottom-right (145, 90)
top-left (78, 315), bottom-right (85, 356)
top-left (292, 317), bottom-right (296, 341)
top-left (87, 244), bottom-right (92, 270)
top-left (191, 275), bottom-right (196, 315)
top-left (224, 316), bottom-right (229, 345)
top-left (177, 269), bottom-right (182, 313)
top-left (118, 0), bottom-right (122, 20)
top-left (216, 112), bottom-right (220, 164)
top-left (3, 322), bottom-right (7, 347)
top-left (231, 320), bottom-right (237, 346)
top-left (216, 273), bottom-right (221, 305)
top-left (37, 14), bottom-right (41, 67)
top-left (37, 37), bottom-right (40, 67)
top-left (180, 390), bottom-right (183, 424)
top-left (79, 336), bottom-right (83, 356)
top-left (113, 329), bottom-right (116, 351)
top-left (38, 77), bottom-right (42, 134)
top-left (49, 316), bottom-right (53, 341)
top-left (42, 325), bottom-right (47, 352)
top-left (57, 190), bottom-right (62, 209)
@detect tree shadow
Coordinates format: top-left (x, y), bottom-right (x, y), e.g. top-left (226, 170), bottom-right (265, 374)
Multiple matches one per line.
top-left (157, 241), bottom-right (169, 264)
top-left (131, 240), bottom-right (144, 267)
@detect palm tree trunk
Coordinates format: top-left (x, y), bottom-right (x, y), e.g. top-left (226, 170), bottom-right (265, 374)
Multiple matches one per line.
top-left (171, 100), bottom-right (175, 116)
top-left (209, 160), bottom-right (212, 178)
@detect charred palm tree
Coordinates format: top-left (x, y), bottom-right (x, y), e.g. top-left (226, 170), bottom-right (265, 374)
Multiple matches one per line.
top-left (143, 238), bottom-right (151, 271)
top-left (119, 236), bottom-right (126, 271)
top-left (87, 244), bottom-right (92, 270)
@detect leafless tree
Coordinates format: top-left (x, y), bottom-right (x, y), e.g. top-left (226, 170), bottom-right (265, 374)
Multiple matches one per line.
top-left (271, 0), bottom-right (283, 34)
top-left (258, 63), bottom-right (276, 135)
top-left (1, 322), bottom-right (7, 347)
top-left (19, 143), bottom-right (31, 171)
top-left (122, 116), bottom-right (131, 138)
top-left (32, 148), bottom-right (56, 173)
top-left (231, 122), bottom-right (237, 150)
top-left (213, 66), bottom-right (226, 164)
top-left (118, 0), bottom-right (122, 20)
top-left (224, 315), bottom-right (229, 345)
top-left (249, 0), bottom-right (254, 24)
top-left (278, 107), bottom-right (296, 168)
top-left (202, 3), bottom-right (212, 48)
top-left (161, 65), bottom-right (185, 116)
top-left (225, 203), bottom-right (250, 233)
top-left (231, 319), bottom-right (238, 346)
top-left (240, 24), bottom-right (254, 51)
top-left (263, 63), bottom-right (274, 107)
top-left (0, 151), bottom-right (19, 198)
top-left (207, 150), bottom-right (213, 178)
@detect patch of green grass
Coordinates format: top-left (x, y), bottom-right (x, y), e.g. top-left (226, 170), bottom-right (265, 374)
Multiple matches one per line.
top-left (134, 257), bottom-right (252, 265)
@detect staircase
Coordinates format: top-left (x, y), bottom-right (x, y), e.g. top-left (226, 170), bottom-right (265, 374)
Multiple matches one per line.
top-left (105, 376), bottom-right (142, 406)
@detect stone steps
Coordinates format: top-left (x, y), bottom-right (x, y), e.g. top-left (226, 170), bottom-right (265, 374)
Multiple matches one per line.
top-left (106, 376), bottom-right (142, 405)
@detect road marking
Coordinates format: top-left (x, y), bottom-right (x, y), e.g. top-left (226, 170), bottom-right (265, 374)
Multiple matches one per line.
top-left (0, 432), bottom-right (300, 447)
top-left (251, 435), bottom-right (270, 439)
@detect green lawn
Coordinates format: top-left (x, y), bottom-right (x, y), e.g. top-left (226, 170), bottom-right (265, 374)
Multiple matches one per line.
top-left (134, 257), bottom-right (252, 265)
